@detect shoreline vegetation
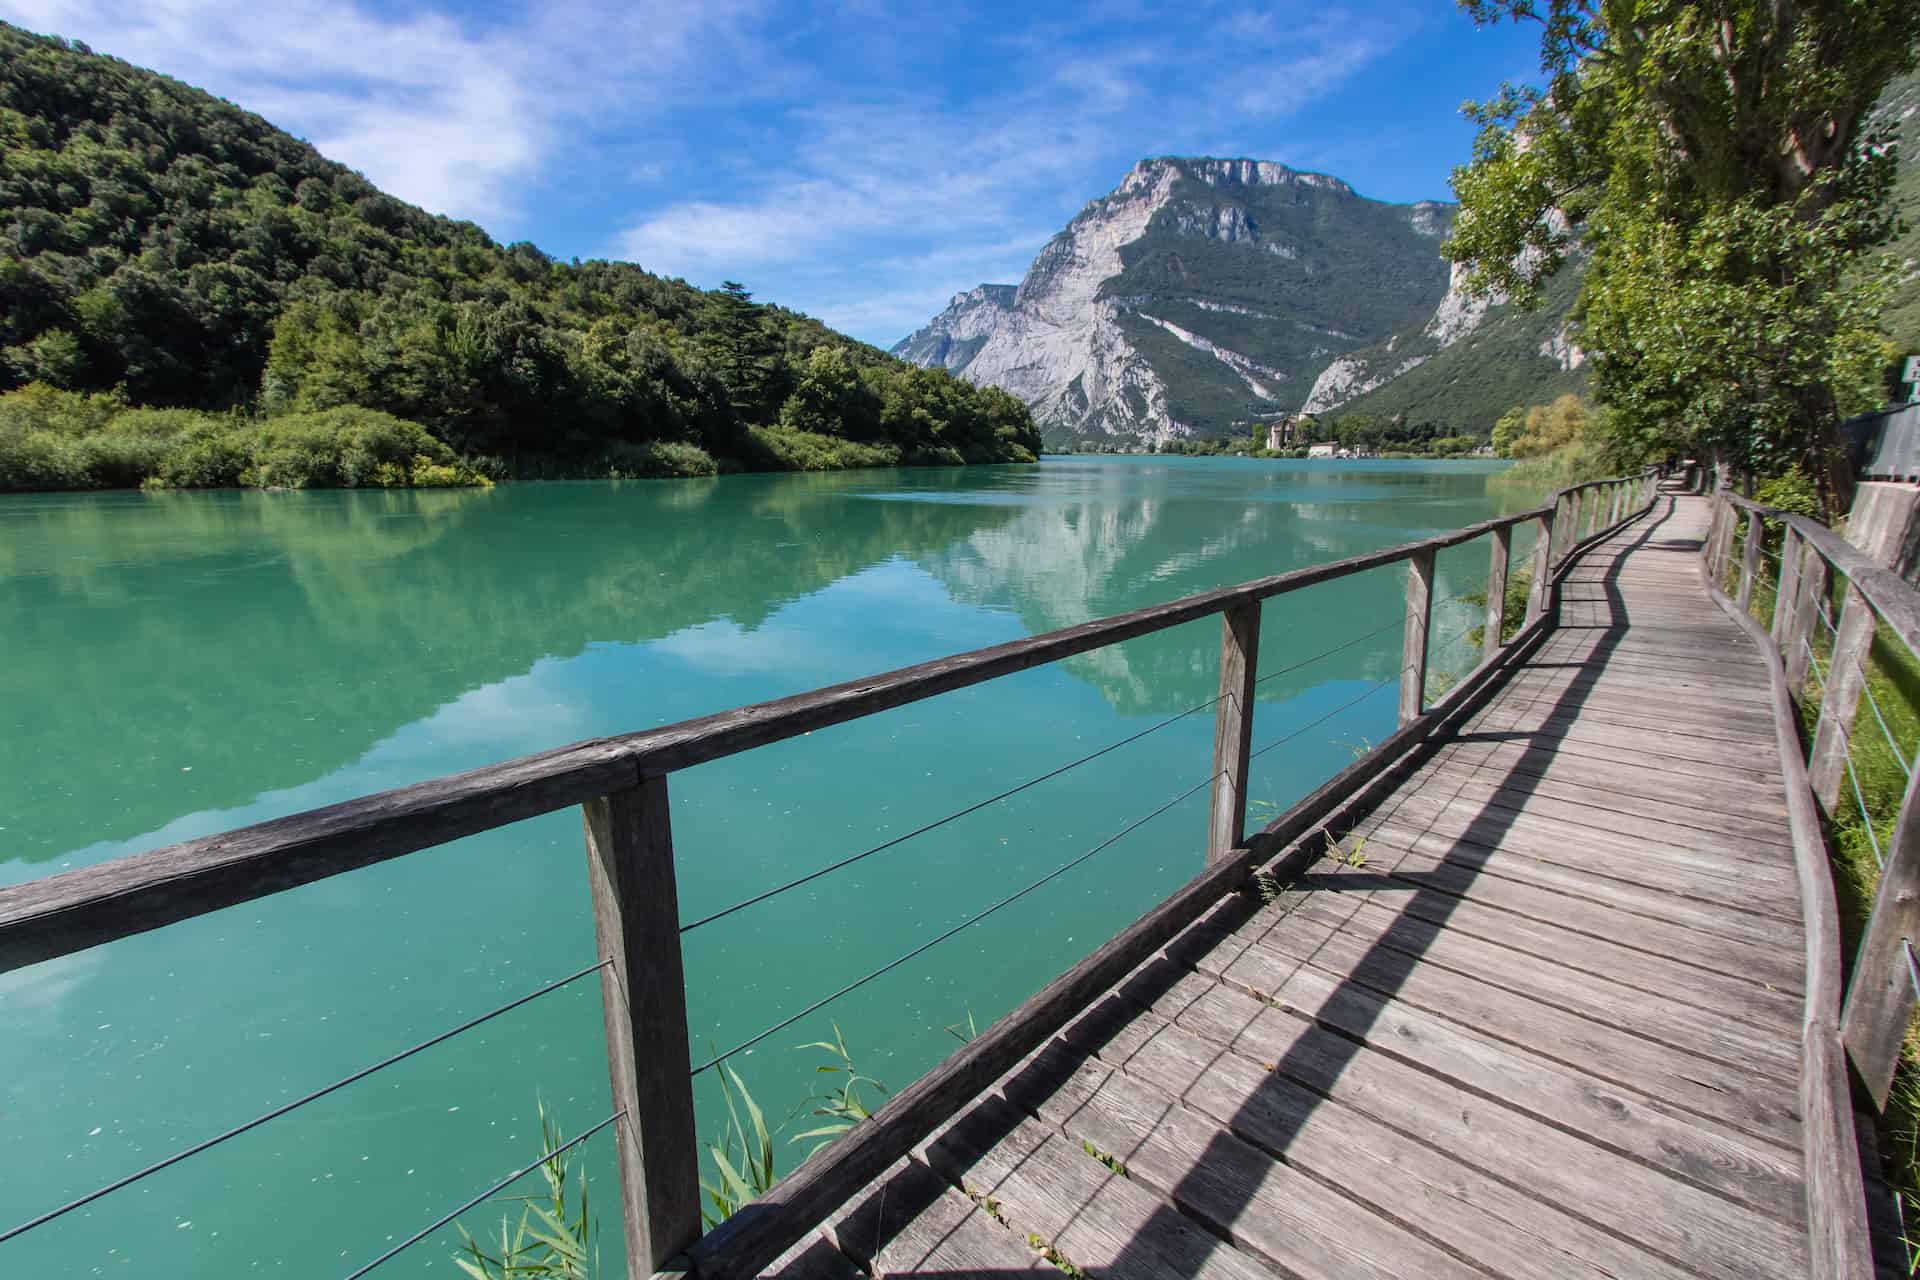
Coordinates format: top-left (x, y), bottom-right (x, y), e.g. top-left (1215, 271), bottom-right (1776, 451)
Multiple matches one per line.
top-left (0, 27), bottom-right (1041, 493)
top-left (0, 381), bottom-right (1034, 493)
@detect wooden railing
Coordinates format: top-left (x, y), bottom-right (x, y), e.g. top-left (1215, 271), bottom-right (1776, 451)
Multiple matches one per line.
top-left (0, 467), bottom-right (1661, 1279)
top-left (1703, 489), bottom-right (1914, 1277)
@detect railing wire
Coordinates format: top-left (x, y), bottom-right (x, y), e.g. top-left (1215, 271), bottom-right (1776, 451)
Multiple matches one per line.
top-left (688, 767), bottom-right (1221, 1077)
top-left (342, 1109), bottom-right (623, 1279)
top-left (0, 960), bottom-right (610, 1245)
top-left (684, 609), bottom-right (1422, 936)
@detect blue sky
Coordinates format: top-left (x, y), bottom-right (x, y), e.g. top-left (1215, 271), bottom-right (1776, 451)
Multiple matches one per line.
top-left (3, 0), bottom-right (1543, 346)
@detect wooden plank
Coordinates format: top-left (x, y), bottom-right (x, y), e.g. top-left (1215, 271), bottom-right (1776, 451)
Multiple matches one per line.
top-left (822, 1157), bottom-right (1045, 1277)
top-left (1248, 891), bottom-right (1802, 1087)
top-left (1348, 805), bottom-right (1802, 948)
top-left (1191, 907), bottom-right (1803, 1182)
top-left (761, 1235), bottom-right (858, 1280)
top-left (1211, 908), bottom-right (1802, 1147)
top-left (1296, 825), bottom-right (1805, 994)
top-left (1001, 1043), bottom-right (1479, 1280)
top-left (1449, 713), bottom-right (1787, 783)
top-left (1353, 779), bottom-right (1802, 896)
top-left (1410, 756), bottom-right (1796, 850)
top-left (1059, 994), bottom-right (1700, 1280)
top-left (584, 779), bottom-right (701, 1277)
top-left (1423, 734), bottom-right (1789, 810)
top-left (922, 1093), bottom-right (1273, 1280)
top-left (1151, 973), bottom-right (1811, 1280)
top-left (1207, 602), bottom-right (1260, 864)
top-left (1288, 846), bottom-right (1802, 1033)
top-left (1400, 547), bottom-right (1435, 726)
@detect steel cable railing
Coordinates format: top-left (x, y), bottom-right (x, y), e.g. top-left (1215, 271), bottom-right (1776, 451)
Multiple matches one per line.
top-left (342, 1110), bottom-right (624, 1279)
top-left (681, 607), bottom-right (1421, 937)
top-left (686, 766), bottom-right (1221, 1078)
top-left (0, 959), bottom-right (611, 1245)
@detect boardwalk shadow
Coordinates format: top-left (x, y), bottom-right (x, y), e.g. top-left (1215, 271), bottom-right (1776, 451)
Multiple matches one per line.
top-left (906, 498), bottom-right (1692, 1278)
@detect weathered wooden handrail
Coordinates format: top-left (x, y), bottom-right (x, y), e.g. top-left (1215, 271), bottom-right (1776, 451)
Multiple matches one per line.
top-left (1709, 491), bottom-right (1920, 1105)
top-left (1703, 487), bottom-right (1918, 1279)
top-left (0, 467), bottom-right (1658, 1278)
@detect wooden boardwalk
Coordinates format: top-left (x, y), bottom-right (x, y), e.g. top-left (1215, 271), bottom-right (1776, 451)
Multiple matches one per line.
top-left (769, 494), bottom-right (1822, 1280)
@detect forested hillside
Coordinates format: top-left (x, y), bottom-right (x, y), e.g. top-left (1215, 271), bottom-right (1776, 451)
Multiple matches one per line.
top-left (0, 23), bottom-right (1038, 488)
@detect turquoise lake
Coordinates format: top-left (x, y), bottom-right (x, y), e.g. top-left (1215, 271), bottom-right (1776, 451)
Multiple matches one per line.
top-left (0, 457), bottom-right (1542, 1276)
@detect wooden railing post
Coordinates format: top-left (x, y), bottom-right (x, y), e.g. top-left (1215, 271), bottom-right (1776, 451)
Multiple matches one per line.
top-left (1482, 526), bottom-right (1511, 664)
top-left (1707, 494), bottom-right (1733, 583)
top-left (1772, 525), bottom-right (1803, 654)
top-left (1399, 548), bottom-right (1435, 726)
top-left (1737, 510), bottom-right (1763, 614)
top-left (1207, 602), bottom-right (1260, 864)
top-left (1809, 583), bottom-right (1876, 813)
top-left (1568, 489), bottom-right (1585, 550)
top-left (1786, 539), bottom-right (1829, 698)
top-left (1842, 764), bottom-right (1920, 1109)
top-left (583, 776), bottom-right (702, 1278)
top-left (1609, 482), bottom-right (1624, 529)
top-left (1525, 510), bottom-right (1555, 624)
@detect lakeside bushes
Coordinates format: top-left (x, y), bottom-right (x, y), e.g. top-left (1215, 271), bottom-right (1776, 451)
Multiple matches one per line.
top-left (0, 384), bottom-right (491, 490)
top-left (0, 384), bottom-right (1037, 491)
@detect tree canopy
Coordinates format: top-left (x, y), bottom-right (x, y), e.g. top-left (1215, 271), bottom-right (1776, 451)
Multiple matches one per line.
top-left (1444, 0), bottom-right (1920, 512)
top-left (0, 24), bottom-right (1039, 482)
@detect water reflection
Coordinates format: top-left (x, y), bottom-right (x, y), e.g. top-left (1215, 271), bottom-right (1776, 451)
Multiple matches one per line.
top-left (1, 460), bottom-right (1534, 863)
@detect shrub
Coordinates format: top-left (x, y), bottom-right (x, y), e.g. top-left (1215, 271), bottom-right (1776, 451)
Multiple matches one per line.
top-left (600, 439), bottom-right (719, 479)
top-left (904, 444), bottom-right (966, 467)
top-left (241, 406), bottom-right (466, 488)
top-left (0, 429), bottom-right (89, 491)
top-left (156, 423), bottom-right (251, 487)
top-left (744, 425), bottom-right (901, 472)
top-left (0, 381), bottom-right (119, 439)
top-left (74, 431), bottom-right (170, 487)
top-left (103, 407), bottom-right (224, 439)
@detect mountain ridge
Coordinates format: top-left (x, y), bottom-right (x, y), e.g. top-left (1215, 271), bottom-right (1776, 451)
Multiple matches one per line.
top-left (892, 155), bottom-right (1584, 444)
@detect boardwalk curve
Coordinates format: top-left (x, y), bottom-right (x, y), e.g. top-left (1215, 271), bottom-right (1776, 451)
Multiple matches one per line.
top-left (742, 495), bottom-right (1856, 1280)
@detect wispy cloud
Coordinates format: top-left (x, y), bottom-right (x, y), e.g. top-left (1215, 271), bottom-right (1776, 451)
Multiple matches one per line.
top-left (1, 0), bottom-right (759, 224)
top-left (3, 0), bottom-right (1440, 344)
top-left (611, 3), bottom-right (1404, 341)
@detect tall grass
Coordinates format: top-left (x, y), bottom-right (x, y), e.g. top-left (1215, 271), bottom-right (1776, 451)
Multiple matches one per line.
top-left (455, 1104), bottom-right (598, 1280)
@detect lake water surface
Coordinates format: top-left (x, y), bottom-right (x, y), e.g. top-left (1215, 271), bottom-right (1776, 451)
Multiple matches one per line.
top-left (0, 457), bottom-right (1540, 1276)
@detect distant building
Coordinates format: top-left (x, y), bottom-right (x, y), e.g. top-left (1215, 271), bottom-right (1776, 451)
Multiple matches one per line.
top-left (1265, 413), bottom-right (1317, 451)
top-left (1307, 442), bottom-right (1337, 459)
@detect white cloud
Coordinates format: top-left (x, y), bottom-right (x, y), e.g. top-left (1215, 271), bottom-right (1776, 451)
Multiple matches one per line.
top-left (0, 0), bottom-right (758, 225)
top-left (609, 4), bottom-right (1398, 343)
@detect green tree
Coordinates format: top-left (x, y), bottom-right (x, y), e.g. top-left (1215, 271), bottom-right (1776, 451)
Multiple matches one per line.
top-left (1446, 0), bottom-right (1920, 513)
top-left (704, 281), bottom-right (779, 420)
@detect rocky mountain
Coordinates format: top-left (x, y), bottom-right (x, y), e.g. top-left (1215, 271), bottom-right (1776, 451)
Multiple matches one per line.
top-left (894, 156), bottom-right (1581, 446)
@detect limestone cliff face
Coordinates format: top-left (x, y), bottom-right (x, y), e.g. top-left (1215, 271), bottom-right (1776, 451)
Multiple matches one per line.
top-left (891, 157), bottom-right (1456, 446)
